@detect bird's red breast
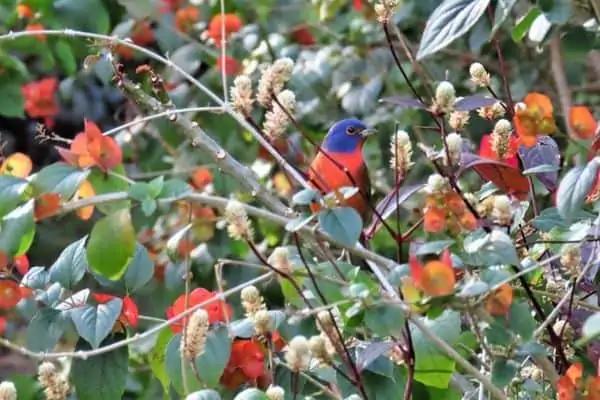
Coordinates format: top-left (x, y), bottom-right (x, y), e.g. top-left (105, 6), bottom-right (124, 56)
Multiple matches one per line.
top-left (307, 149), bottom-right (371, 223)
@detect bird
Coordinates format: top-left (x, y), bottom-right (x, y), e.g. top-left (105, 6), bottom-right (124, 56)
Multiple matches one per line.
top-left (307, 118), bottom-right (375, 226)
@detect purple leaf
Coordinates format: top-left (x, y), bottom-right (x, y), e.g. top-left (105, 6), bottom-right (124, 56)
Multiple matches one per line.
top-left (454, 95), bottom-right (499, 111)
top-left (518, 136), bottom-right (560, 192)
top-left (365, 184), bottom-right (425, 237)
top-left (380, 96), bottom-right (427, 109)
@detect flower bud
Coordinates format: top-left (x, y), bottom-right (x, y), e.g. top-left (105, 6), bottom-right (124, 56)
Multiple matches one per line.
top-left (268, 247), bottom-right (292, 275)
top-left (285, 336), bottom-right (311, 371)
top-left (0, 381), bottom-right (17, 400)
top-left (444, 132), bottom-right (462, 167)
top-left (180, 309), bottom-right (209, 360)
top-left (477, 102), bottom-right (505, 120)
top-left (266, 385), bottom-right (285, 400)
top-left (435, 81), bottom-right (456, 113)
top-left (491, 119), bottom-right (512, 160)
top-left (241, 285), bottom-right (266, 317)
top-left (389, 129), bottom-right (413, 178)
top-left (448, 110), bottom-right (470, 131)
top-left (253, 309), bottom-right (273, 335)
top-left (425, 174), bottom-right (450, 194)
top-left (469, 62), bottom-right (491, 87)
top-left (225, 199), bottom-right (254, 241)
top-left (492, 195), bottom-right (512, 225)
top-left (230, 75), bottom-right (254, 115)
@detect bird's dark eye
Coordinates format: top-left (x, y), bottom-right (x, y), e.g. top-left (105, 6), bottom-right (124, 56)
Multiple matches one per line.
top-left (346, 126), bottom-right (358, 135)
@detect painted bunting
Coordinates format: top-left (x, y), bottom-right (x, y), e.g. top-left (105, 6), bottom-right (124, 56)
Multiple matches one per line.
top-left (307, 118), bottom-right (375, 224)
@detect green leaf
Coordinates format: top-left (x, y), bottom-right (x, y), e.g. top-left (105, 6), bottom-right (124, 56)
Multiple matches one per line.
top-left (292, 188), bottom-right (320, 206)
top-left (233, 389), bottom-right (269, 400)
top-left (53, 0), bottom-right (110, 33)
top-left (158, 178), bottom-right (192, 199)
top-left (493, 0), bottom-right (518, 33)
top-left (165, 334), bottom-right (203, 395)
top-left (117, 0), bottom-right (156, 18)
top-left (0, 80), bottom-right (25, 118)
top-left (463, 230), bottom-right (519, 266)
top-left (71, 333), bottom-right (128, 400)
top-left (22, 267), bottom-right (49, 289)
top-left (364, 304), bottom-right (405, 337)
top-left (410, 310), bottom-right (460, 388)
top-left (26, 308), bottom-right (67, 352)
top-left (54, 40), bottom-right (76, 75)
top-left (86, 209), bottom-right (136, 280)
top-left (581, 311), bottom-right (600, 345)
top-left (417, 0), bottom-right (491, 60)
top-left (512, 7), bottom-right (542, 42)
top-left (48, 237), bottom-right (88, 289)
top-left (87, 166), bottom-right (131, 214)
top-left (29, 163), bottom-right (90, 199)
top-left (187, 389), bottom-right (223, 400)
top-left (0, 199), bottom-right (35, 256)
top-left (522, 164), bottom-right (560, 175)
top-left (194, 325), bottom-right (233, 387)
top-left (123, 243), bottom-right (154, 293)
top-left (538, 0), bottom-right (572, 24)
top-left (557, 159), bottom-right (599, 221)
top-left (492, 359), bottom-right (518, 388)
top-left (129, 182), bottom-right (157, 202)
top-left (318, 207), bottom-right (362, 247)
top-left (508, 301), bottom-right (536, 341)
top-left (149, 328), bottom-right (173, 394)
top-left (0, 176), bottom-right (29, 218)
top-left (415, 240), bottom-right (455, 256)
top-left (485, 318), bottom-right (514, 346)
top-left (70, 298), bottom-right (122, 348)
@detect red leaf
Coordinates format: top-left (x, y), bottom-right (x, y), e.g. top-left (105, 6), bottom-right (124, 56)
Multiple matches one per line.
top-left (460, 152), bottom-right (530, 200)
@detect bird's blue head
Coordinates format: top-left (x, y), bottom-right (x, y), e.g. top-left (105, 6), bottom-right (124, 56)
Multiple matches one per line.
top-left (321, 118), bottom-right (376, 153)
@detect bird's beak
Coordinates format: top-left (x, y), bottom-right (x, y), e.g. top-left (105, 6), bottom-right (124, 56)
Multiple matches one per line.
top-left (359, 127), bottom-right (377, 138)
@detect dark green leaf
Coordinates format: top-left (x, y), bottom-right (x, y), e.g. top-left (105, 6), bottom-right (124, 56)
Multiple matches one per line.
top-left (194, 325), bottom-right (232, 388)
top-left (0, 80), bottom-right (25, 118)
top-left (417, 0), bottom-right (491, 60)
top-left (86, 209), bottom-right (136, 280)
top-left (318, 207), bottom-right (362, 247)
top-left (0, 199), bottom-right (35, 256)
top-left (557, 160), bottom-right (600, 221)
top-left (492, 359), bottom-right (518, 388)
top-left (48, 237), bottom-right (88, 289)
top-left (123, 243), bottom-right (154, 293)
top-left (54, 40), bottom-right (76, 75)
top-left (70, 298), bottom-right (122, 348)
top-left (26, 308), bottom-right (67, 352)
top-left (54, 0), bottom-right (110, 33)
top-left (364, 304), bottom-right (405, 337)
top-left (0, 176), bottom-right (29, 218)
top-left (165, 334), bottom-right (203, 395)
top-left (71, 333), bottom-right (128, 400)
top-left (508, 301), bottom-right (536, 340)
